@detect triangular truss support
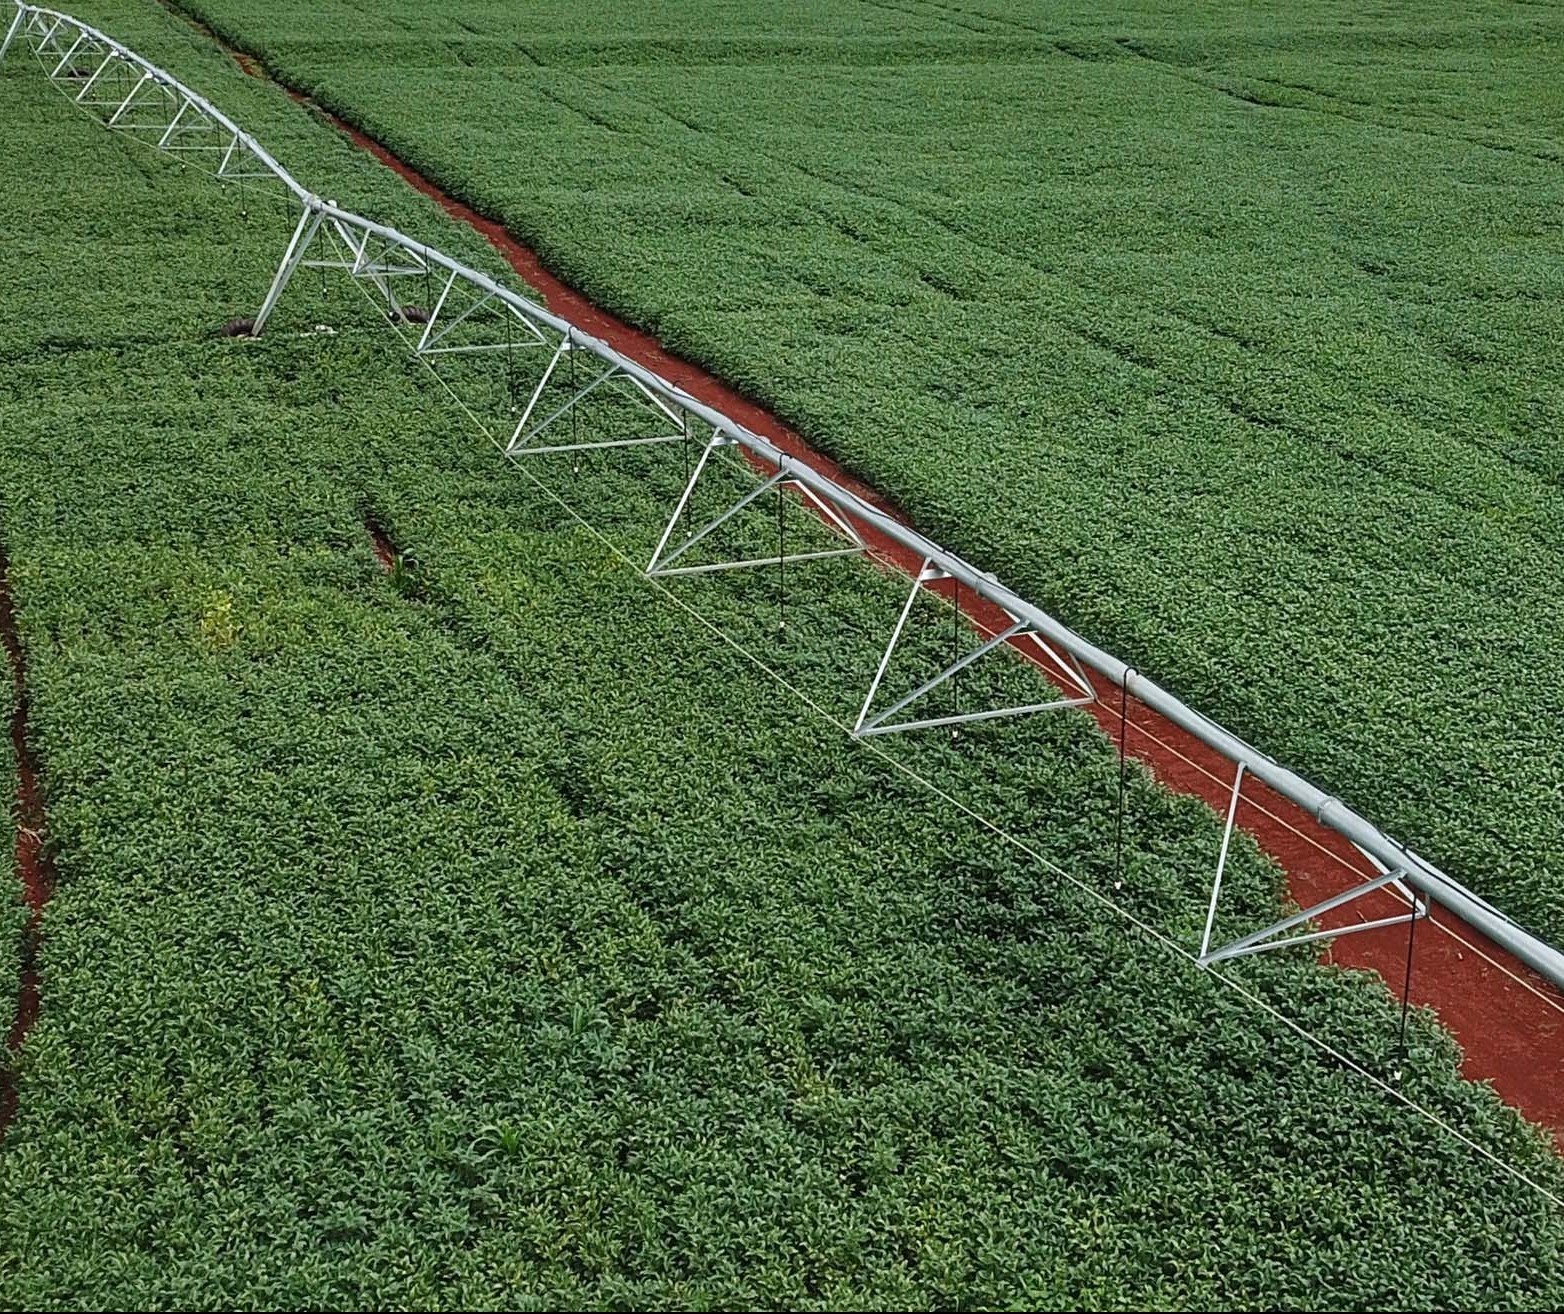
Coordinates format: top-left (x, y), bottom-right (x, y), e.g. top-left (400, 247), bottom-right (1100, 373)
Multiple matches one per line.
top-left (505, 337), bottom-right (690, 457)
top-left (409, 266), bottom-right (552, 357)
top-left (7, 8), bottom-right (59, 63)
top-left (156, 97), bottom-right (223, 151)
top-left (44, 22), bottom-right (87, 77)
top-left (302, 222), bottom-right (427, 314)
top-left (11, 21), bottom-right (283, 192)
top-left (645, 430), bottom-right (867, 577)
top-left (852, 558), bottom-right (1096, 737)
top-left (216, 133), bottom-right (286, 185)
top-left (71, 47), bottom-right (122, 106)
top-left (348, 232), bottom-right (430, 281)
top-left (1197, 761), bottom-right (1428, 966)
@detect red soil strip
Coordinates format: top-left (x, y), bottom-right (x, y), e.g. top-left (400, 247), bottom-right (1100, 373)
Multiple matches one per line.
top-left (194, 24), bottom-right (1564, 1142)
top-left (0, 550), bottom-right (54, 1138)
top-left (320, 115), bottom-right (1564, 1139)
top-left (1109, 688), bottom-right (1564, 1139)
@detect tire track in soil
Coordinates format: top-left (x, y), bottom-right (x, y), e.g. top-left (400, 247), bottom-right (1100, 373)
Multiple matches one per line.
top-left (174, 9), bottom-right (1564, 1145)
top-left (0, 547), bottom-right (54, 1138)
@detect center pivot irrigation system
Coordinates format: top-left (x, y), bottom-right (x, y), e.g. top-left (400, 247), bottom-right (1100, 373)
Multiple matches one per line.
top-left (7, 2), bottom-right (1564, 990)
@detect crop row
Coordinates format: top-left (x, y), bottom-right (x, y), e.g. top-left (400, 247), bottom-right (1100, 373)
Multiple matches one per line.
top-left (0, 5), bottom-right (1561, 1308)
top-left (159, 0), bottom-right (1564, 946)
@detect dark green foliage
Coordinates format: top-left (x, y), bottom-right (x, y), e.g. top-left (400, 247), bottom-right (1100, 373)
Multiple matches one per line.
top-left (163, 0), bottom-right (1564, 943)
top-left (0, 4), bottom-right (1561, 1309)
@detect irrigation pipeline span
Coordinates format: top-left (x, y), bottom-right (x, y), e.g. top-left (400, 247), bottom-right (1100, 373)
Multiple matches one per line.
top-left (7, 1), bottom-right (1564, 992)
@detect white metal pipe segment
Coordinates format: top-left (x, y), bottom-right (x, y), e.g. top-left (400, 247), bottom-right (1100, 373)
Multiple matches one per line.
top-left (8, 2), bottom-right (1562, 990)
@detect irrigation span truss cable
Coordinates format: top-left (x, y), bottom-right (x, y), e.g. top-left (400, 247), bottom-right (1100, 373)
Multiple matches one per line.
top-left (5, 0), bottom-right (1564, 1211)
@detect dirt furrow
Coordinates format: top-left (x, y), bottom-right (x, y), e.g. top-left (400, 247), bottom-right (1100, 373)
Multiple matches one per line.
top-left (0, 547), bottom-right (54, 1138)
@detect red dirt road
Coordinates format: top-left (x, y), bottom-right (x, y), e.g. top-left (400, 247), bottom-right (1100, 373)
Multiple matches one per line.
top-left (216, 37), bottom-right (1564, 1143)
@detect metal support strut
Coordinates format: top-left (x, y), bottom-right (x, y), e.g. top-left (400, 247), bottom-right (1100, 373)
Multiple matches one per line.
top-left (853, 559), bottom-right (1095, 738)
top-left (1197, 759), bottom-right (1427, 966)
top-left (253, 202), bottom-right (324, 334)
top-left (646, 434), bottom-right (866, 577)
top-left (0, 7), bottom-right (27, 63)
top-left (10, 2), bottom-right (1564, 992)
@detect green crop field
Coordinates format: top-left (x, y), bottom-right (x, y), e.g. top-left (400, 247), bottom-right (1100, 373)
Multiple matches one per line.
top-left (0, 1), bottom-right (1562, 1308)
top-left (159, 0), bottom-right (1564, 947)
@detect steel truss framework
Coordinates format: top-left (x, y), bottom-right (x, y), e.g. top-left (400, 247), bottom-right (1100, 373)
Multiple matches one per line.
top-left (4, 2), bottom-right (1559, 988)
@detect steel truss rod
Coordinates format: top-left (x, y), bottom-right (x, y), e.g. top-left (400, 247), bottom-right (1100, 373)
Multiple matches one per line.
top-left (10, 2), bottom-right (1564, 991)
top-left (104, 67), bottom-right (149, 124)
top-left (645, 435), bottom-right (866, 576)
top-left (154, 95), bottom-right (190, 147)
top-left (54, 41), bottom-right (112, 89)
top-left (505, 336), bottom-right (571, 446)
top-left (1199, 763), bottom-right (1248, 961)
top-left (409, 269), bottom-right (549, 357)
top-left (794, 478), bottom-right (871, 555)
top-left (647, 428), bottom-right (727, 573)
top-left (1015, 623), bottom-right (1097, 703)
top-left (852, 562), bottom-right (1092, 737)
top-left (417, 273), bottom-right (500, 351)
top-left (1350, 843), bottom-right (1422, 911)
top-left (254, 203), bottom-right (325, 334)
top-left (290, 216), bottom-right (413, 322)
top-left (219, 152), bottom-right (287, 183)
top-left (6, 5), bottom-right (307, 204)
top-left (1198, 760), bottom-right (1428, 965)
top-left (46, 24), bottom-right (82, 75)
top-left (0, 6), bottom-right (25, 62)
top-left (506, 354), bottom-right (684, 455)
top-left (1201, 868), bottom-right (1426, 967)
top-left (854, 560), bottom-right (941, 737)
top-left (72, 46), bottom-right (116, 102)
top-left (24, 10), bottom-right (60, 58)
top-left (859, 619), bottom-right (1091, 737)
top-left (1350, 840), bottom-right (1415, 902)
top-left (350, 233), bottom-right (428, 280)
